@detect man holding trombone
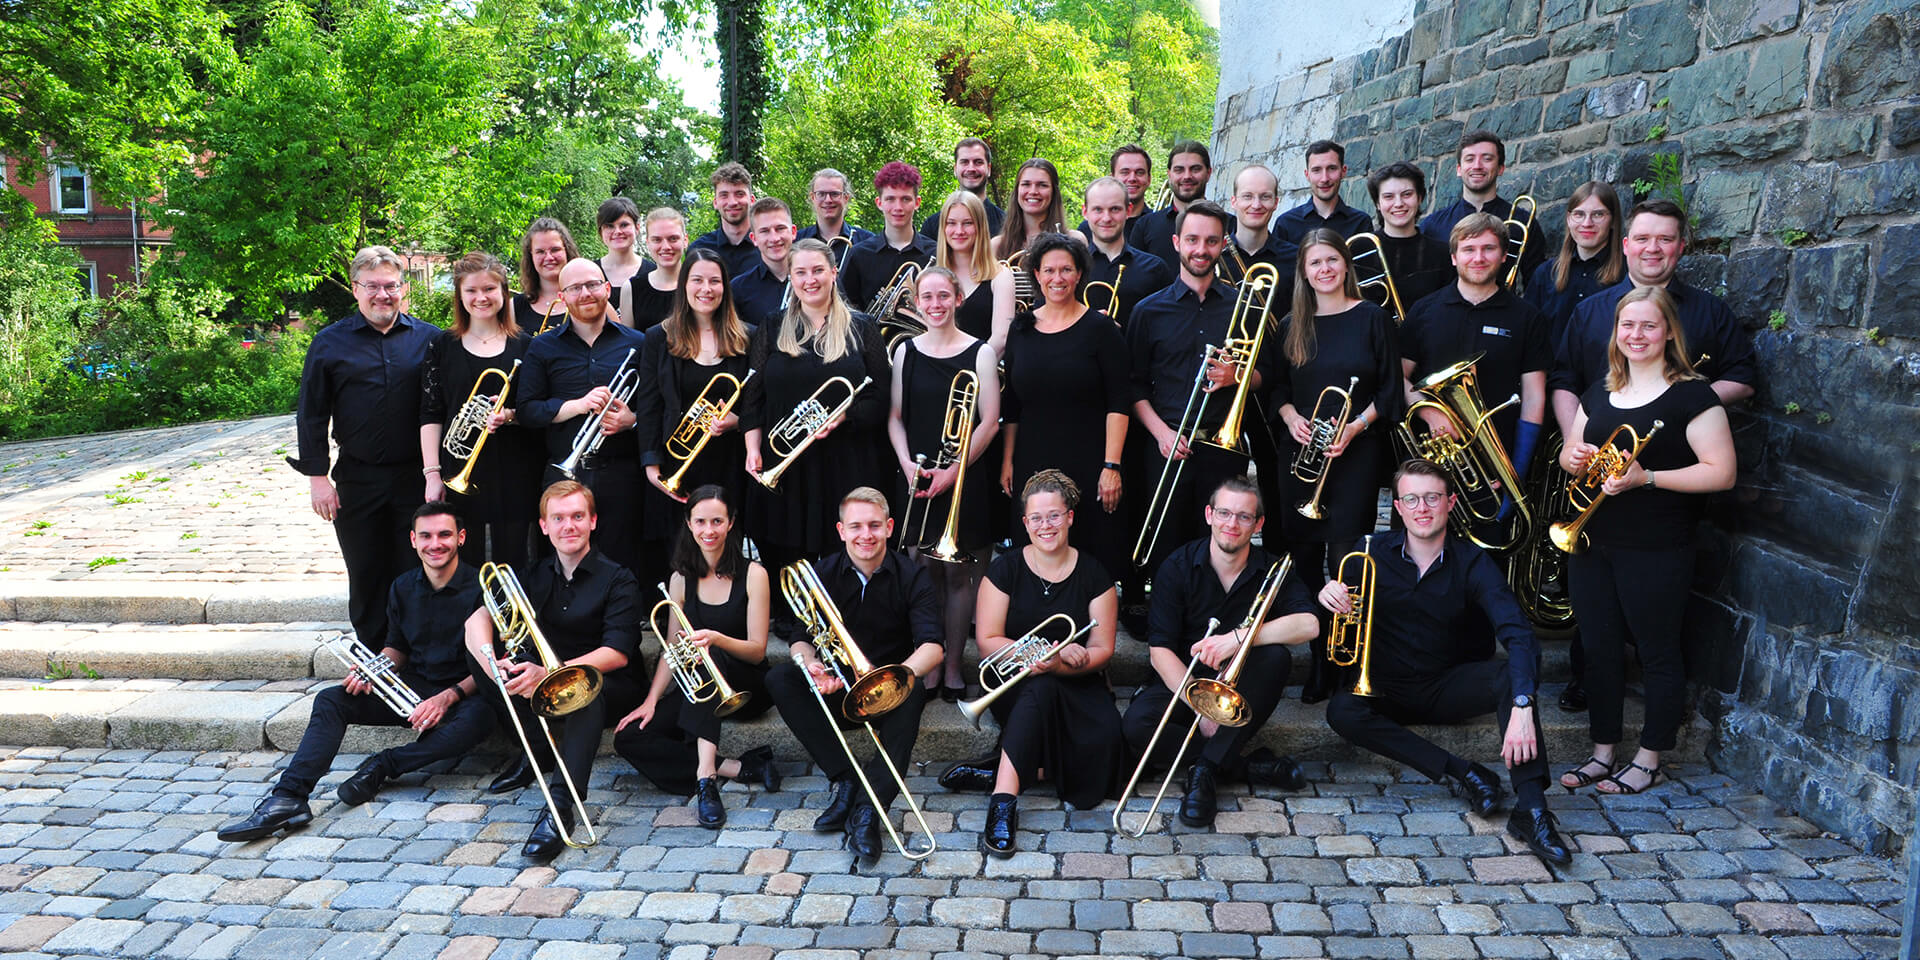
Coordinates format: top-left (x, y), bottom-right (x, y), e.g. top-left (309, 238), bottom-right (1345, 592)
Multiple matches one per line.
top-left (1316, 460), bottom-right (1570, 865)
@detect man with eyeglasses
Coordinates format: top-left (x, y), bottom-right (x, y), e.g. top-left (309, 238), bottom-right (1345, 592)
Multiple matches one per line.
top-left (796, 169), bottom-right (873, 261)
top-left (1121, 475), bottom-right (1319, 829)
top-left (288, 246), bottom-right (441, 660)
top-left (517, 258), bottom-right (650, 571)
top-left (1272, 140), bottom-right (1373, 244)
top-left (1222, 163), bottom-right (1299, 295)
top-left (1316, 459), bottom-right (1571, 866)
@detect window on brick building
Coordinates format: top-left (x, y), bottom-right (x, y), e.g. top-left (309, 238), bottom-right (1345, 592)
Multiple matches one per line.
top-left (54, 165), bottom-right (90, 214)
top-left (76, 262), bottom-right (98, 299)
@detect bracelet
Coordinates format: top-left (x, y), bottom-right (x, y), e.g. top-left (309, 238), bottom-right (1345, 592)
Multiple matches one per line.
top-left (1643, 469), bottom-right (1656, 490)
top-left (423, 465), bottom-right (442, 475)
top-left (1103, 461), bottom-right (1122, 472)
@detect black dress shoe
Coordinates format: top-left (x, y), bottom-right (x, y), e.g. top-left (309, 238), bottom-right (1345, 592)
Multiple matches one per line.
top-left (1178, 762), bottom-right (1218, 828)
top-left (844, 803), bottom-right (882, 862)
top-left (736, 745), bottom-right (781, 792)
top-left (523, 808), bottom-right (573, 861)
top-left (335, 753), bottom-right (390, 807)
top-left (940, 685), bottom-right (962, 704)
top-left (980, 792), bottom-right (1018, 858)
top-left (814, 779), bottom-right (856, 831)
top-left (1245, 749), bottom-right (1309, 791)
top-left (1558, 681), bottom-right (1588, 712)
top-left (216, 795), bottom-right (313, 842)
top-left (1507, 805), bottom-right (1573, 865)
top-left (695, 777), bottom-right (726, 829)
top-left (488, 757), bottom-right (536, 794)
top-left (937, 754), bottom-right (998, 793)
top-left (1452, 763), bottom-right (1506, 817)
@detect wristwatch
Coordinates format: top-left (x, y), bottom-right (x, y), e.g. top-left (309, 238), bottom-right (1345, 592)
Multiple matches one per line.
top-left (1512, 694), bottom-right (1534, 709)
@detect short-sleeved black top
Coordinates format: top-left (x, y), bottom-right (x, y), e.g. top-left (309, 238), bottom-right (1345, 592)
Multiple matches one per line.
top-left (1577, 378), bottom-right (1722, 549)
top-left (986, 548), bottom-right (1114, 644)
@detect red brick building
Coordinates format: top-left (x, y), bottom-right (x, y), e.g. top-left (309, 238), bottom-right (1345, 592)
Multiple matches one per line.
top-left (4, 154), bottom-right (170, 300)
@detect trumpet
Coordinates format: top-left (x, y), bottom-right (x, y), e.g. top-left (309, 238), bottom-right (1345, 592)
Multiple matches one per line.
top-left (1294, 376), bottom-right (1359, 520)
top-left (957, 614), bottom-right (1096, 728)
top-left (1327, 537), bottom-right (1376, 697)
top-left (754, 375), bottom-right (873, 491)
top-left (1080, 263), bottom-right (1125, 316)
top-left (1113, 557), bottom-right (1292, 836)
top-left (1346, 233), bottom-right (1406, 324)
top-left (1502, 194), bottom-right (1537, 289)
top-left (1549, 420), bottom-right (1663, 554)
top-left (477, 562), bottom-right (603, 848)
top-left (444, 360), bottom-right (521, 495)
top-left (900, 370), bottom-right (978, 562)
top-left (554, 347), bottom-right (640, 480)
top-left (779, 560), bottom-right (916, 721)
top-left (1396, 355), bottom-right (1531, 551)
top-left (649, 582), bottom-right (750, 717)
top-left (319, 635), bottom-right (424, 720)
top-left (790, 650), bottom-right (938, 860)
top-left (660, 370), bottom-right (755, 497)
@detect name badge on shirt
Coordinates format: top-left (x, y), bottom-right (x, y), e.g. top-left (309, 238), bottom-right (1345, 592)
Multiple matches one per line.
top-left (1481, 325), bottom-right (1512, 338)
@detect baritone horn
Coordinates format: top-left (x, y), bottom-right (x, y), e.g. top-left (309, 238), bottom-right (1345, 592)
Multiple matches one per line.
top-left (444, 360), bottom-right (521, 495)
top-left (900, 370), bottom-right (978, 561)
top-left (868, 261), bottom-right (926, 351)
top-left (554, 348), bottom-right (640, 480)
top-left (1549, 420), bottom-right (1663, 554)
top-left (1294, 376), bottom-right (1359, 520)
top-left (753, 376), bottom-right (873, 490)
top-left (660, 369), bottom-right (754, 497)
top-left (1346, 233), bottom-right (1406, 324)
top-left (1326, 536), bottom-right (1376, 697)
top-left (650, 582), bottom-right (750, 717)
top-left (957, 614), bottom-right (1096, 728)
top-left (1502, 194), bottom-right (1537, 289)
top-left (1396, 355), bottom-right (1531, 551)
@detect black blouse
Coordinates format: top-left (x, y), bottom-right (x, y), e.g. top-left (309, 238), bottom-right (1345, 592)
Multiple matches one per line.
top-left (1577, 378), bottom-right (1721, 549)
top-left (955, 278), bottom-right (996, 342)
top-left (986, 548), bottom-right (1114, 644)
top-left (418, 329), bottom-right (542, 520)
top-left (624, 271), bottom-right (677, 332)
top-left (1271, 301), bottom-right (1403, 541)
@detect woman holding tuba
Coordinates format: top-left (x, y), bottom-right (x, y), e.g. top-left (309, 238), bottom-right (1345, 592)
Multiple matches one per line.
top-left (886, 265), bottom-right (1001, 702)
top-left (419, 253), bottom-right (542, 567)
top-left (614, 485), bottom-right (778, 828)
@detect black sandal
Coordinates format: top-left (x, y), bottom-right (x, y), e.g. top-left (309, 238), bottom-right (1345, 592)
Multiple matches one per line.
top-left (1597, 760), bottom-right (1665, 795)
top-left (1559, 756), bottom-right (1614, 791)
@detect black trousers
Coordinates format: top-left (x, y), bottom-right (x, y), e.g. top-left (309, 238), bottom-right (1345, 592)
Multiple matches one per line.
top-left (1325, 660), bottom-right (1548, 796)
top-left (613, 652), bottom-right (772, 796)
top-left (332, 463), bottom-right (423, 652)
top-left (272, 682), bottom-right (495, 800)
top-left (1137, 445), bottom-right (1249, 579)
top-left (1287, 536), bottom-right (1359, 692)
top-left (1121, 644), bottom-right (1291, 771)
top-left (472, 658), bottom-right (646, 798)
top-left (766, 660), bottom-right (925, 810)
top-left (541, 457), bottom-right (641, 575)
top-left (1568, 544), bottom-right (1691, 751)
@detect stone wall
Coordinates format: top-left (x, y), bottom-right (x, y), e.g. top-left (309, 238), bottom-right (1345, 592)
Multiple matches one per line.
top-left (1214, 0), bottom-right (1920, 853)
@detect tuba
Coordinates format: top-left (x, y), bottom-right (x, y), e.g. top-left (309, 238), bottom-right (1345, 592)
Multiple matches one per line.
top-left (1508, 433), bottom-right (1578, 629)
top-left (1346, 233), bottom-right (1406, 324)
top-left (1549, 420), bottom-right (1663, 554)
top-left (649, 582), bottom-right (750, 717)
top-left (1396, 355), bottom-right (1532, 551)
top-left (1502, 194), bottom-right (1538, 289)
top-left (1326, 537), bottom-right (1376, 697)
top-left (443, 360), bottom-right (521, 495)
top-left (554, 348), bottom-right (640, 480)
top-left (660, 369), bottom-right (755, 498)
top-left (753, 375), bottom-right (872, 491)
top-left (899, 370), bottom-right (978, 562)
top-left (957, 614), bottom-right (1096, 728)
top-left (1294, 376), bottom-right (1359, 520)
top-left (319, 636), bottom-right (424, 720)
top-left (779, 560), bottom-right (916, 720)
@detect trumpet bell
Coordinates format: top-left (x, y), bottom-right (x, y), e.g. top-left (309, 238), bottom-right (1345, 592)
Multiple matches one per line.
top-left (845, 663), bottom-right (916, 721)
top-left (1546, 521), bottom-right (1586, 554)
top-left (1183, 677), bottom-right (1250, 727)
top-left (534, 664), bottom-right (605, 719)
top-left (713, 689), bottom-right (752, 718)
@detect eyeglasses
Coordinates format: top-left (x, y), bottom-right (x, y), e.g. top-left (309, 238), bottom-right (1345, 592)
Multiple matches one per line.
top-left (812, 190), bottom-right (847, 200)
top-left (354, 280), bottom-right (407, 295)
top-left (1568, 210), bottom-right (1610, 223)
top-left (1234, 192), bottom-right (1278, 205)
top-left (1396, 492), bottom-right (1449, 508)
top-left (1209, 509), bottom-right (1259, 526)
top-left (560, 281), bottom-right (606, 298)
top-left (1023, 511), bottom-right (1069, 528)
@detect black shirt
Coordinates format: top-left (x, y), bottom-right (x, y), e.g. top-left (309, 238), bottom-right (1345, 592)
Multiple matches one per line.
top-left (1273, 198), bottom-right (1373, 245)
top-left (1374, 232), bottom-right (1456, 316)
top-left (1078, 244), bottom-right (1174, 332)
top-left (1128, 204), bottom-right (1240, 267)
top-left (1576, 378), bottom-right (1722, 549)
top-left (1552, 279), bottom-right (1757, 398)
top-left (386, 563), bottom-right (484, 691)
top-left (516, 549), bottom-right (642, 663)
top-left (986, 548), bottom-right (1114, 646)
top-left (517, 321), bottom-right (652, 462)
top-left (1400, 283), bottom-right (1552, 444)
top-left (1128, 278), bottom-right (1277, 433)
top-left (1523, 252), bottom-right (1613, 346)
top-left (839, 232), bottom-right (939, 313)
top-left (288, 311), bottom-right (440, 478)
top-left (1220, 232), bottom-right (1299, 306)
top-left (690, 227), bottom-right (760, 277)
top-left (788, 550), bottom-right (942, 667)
top-left (1362, 529), bottom-right (1538, 697)
top-left (1418, 195), bottom-right (1543, 290)
top-left (731, 260), bottom-right (790, 328)
top-left (1146, 538), bottom-right (1316, 662)
top-left (919, 195), bottom-right (1005, 240)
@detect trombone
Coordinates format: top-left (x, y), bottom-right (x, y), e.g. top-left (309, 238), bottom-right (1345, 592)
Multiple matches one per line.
top-left (1080, 263), bottom-right (1125, 316)
top-left (900, 370), bottom-right (978, 562)
top-left (1396, 355), bottom-right (1531, 551)
top-left (790, 652), bottom-right (937, 860)
top-left (554, 348), bottom-right (640, 480)
top-left (1215, 242), bottom-right (1252, 286)
top-left (1549, 420), bottom-right (1663, 554)
top-left (779, 560), bottom-right (917, 720)
top-left (649, 582), bottom-right (751, 717)
top-left (1502, 195), bottom-right (1537, 289)
top-left (476, 562), bottom-right (604, 848)
top-left (1326, 537), bottom-right (1376, 697)
top-left (660, 370), bottom-right (755, 497)
top-left (319, 635), bottom-right (423, 720)
top-left (1294, 376), bottom-right (1358, 520)
top-left (957, 614), bottom-right (1096, 728)
top-left (1346, 233), bottom-right (1406, 324)
top-left (753, 375), bottom-right (873, 490)
top-left (828, 233), bottom-right (854, 270)
top-left (444, 360), bottom-right (521, 496)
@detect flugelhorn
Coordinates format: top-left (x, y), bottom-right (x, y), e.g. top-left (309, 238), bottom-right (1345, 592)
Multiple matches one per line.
top-left (1080, 263), bottom-right (1125, 316)
top-left (1346, 233), bottom-right (1406, 324)
top-left (790, 650), bottom-right (938, 860)
top-left (1396, 355), bottom-right (1531, 551)
top-left (1502, 194), bottom-right (1537, 289)
top-left (554, 348), bottom-right (640, 480)
top-left (320, 635), bottom-right (423, 720)
top-left (1327, 536), bottom-right (1376, 697)
top-left (779, 560), bottom-right (916, 720)
top-left (754, 375), bottom-right (872, 490)
top-left (660, 370), bottom-right (755, 497)
top-left (444, 360), bottom-right (521, 495)
top-left (900, 370), bottom-right (977, 562)
top-left (1549, 420), bottom-right (1663, 554)
top-left (650, 582), bottom-right (750, 717)
top-left (1294, 376), bottom-right (1359, 520)
top-left (957, 614), bottom-right (1096, 728)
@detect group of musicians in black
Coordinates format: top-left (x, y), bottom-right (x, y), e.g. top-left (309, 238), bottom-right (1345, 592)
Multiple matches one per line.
top-left (237, 128), bottom-right (1747, 870)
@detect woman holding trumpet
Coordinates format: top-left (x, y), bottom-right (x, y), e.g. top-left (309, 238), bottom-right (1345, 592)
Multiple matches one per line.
top-left (1558, 288), bottom-right (1733, 796)
top-left (886, 266), bottom-right (1000, 702)
top-left (614, 485), bottom-right (778, 828)
top-left (419, 252), bottom-right (542, 566)
top-left (961, 470), bottom-right (1121, 857)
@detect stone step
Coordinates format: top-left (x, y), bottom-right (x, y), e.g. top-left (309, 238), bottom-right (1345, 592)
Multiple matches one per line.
top-left (1721, 535), bottom-right (1857, 637)
top-left (1734, 463), bottom-right (1888, 574)
top-left (0, 580), bottom-right (346, 624)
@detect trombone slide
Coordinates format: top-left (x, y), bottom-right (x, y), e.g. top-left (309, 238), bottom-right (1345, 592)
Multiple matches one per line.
top-left (1112, 617), bottom-right (1219, 837)
top-left (792, 650), bottom-right (937, 860)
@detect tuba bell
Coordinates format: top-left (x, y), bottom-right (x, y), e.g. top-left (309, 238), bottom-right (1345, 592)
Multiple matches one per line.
top-left (444, 360), bottom-right (522, 495)
top-left (1395, 355), bottom-right (1531, 551)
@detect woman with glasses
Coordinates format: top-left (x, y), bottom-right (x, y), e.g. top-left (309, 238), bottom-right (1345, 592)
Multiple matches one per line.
top-left (1524, 182), bottom-right (1623, 344)
top-left (514, 217), bottom-right (582, 331)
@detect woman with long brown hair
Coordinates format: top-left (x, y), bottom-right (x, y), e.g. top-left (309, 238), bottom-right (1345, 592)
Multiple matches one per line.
top-left (1524, 181), bottom-right (1624, 342)
top-left (993, 158), bottom-right (1067, 266)
top-left (513, 217), bottom-right (581, 331)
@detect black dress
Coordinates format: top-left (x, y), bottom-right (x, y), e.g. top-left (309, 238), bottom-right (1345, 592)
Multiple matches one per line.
top-left (1002, 309), bottom-right (1132, 580)
top-left (419, 329), bottom-right (543, 567)
top-left (512, 292), bottom-right (568, 335)
top-left (984, 549), bottom-right (1124, 808)
top-left (625, 272), bottom-right (678, 332)
top-left (955, 278), bottom-right (996, 342)
top-left (897, 339), bottom-right (992, 552)
top-left (636, 324), bottom-right (755, 545)
top-left (1272, 301), bottom-right (1404, 545)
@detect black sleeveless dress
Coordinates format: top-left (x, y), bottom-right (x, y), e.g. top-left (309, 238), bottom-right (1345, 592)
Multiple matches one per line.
top-left (419, 329), bottom-right (543, 567)
top-left (897, 339), bottom-right (993, 554)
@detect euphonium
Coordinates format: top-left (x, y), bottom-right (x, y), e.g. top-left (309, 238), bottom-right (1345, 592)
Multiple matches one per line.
top-left (320, 635), bottom-right (424, 720)
top-left (554, 348), bottom-right (640, 480)
top-left (1549, 420), bottom-right (1663, 554)
top-left (1395, 355), bottom-right (1531, 551)
top-left (1199, 262), bottom-right (1279, 454)
top-left (957, 614), bottom-right (1096, 728)
top-left (1502, 194), bottom-right (1538, 289)
top-left (649, 582), bottom-right (750, 717)
top-left (1346, 232), bottom-right (1406, 324)
top-left (1509, 433), bottom-right (1578, 630)
top-left (753, 375), bottom-right (872, 491)
top-left (1294, 376), bottom-right (1359, 520)
top-left (660, 369), bottom-right (755, 497)
top-left (867, 261), bottom-right (925, 349)
top-left (900, 370), bottom-right (978, 562)
top-left (444, 360), bottom-right (522, 496)
top-left (778, 560), bottom-right (916, 720)
top-left (1326, 537), bottom-right (1376, 698)
top-left (1080, 263), bottom-right (1125, 316)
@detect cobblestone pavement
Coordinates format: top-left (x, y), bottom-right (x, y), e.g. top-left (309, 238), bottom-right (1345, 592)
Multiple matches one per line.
top-left (0, 745), bottom-right (1904, 960)
top-left (0, 417), bottom-right (342, 583)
